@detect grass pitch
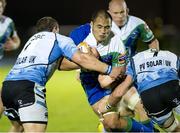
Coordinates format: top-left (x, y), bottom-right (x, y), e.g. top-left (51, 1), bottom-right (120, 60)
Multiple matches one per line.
top-left (0, 66), bottom-right (179, 132)
top-left (0, 66), bottom-right (99, 132)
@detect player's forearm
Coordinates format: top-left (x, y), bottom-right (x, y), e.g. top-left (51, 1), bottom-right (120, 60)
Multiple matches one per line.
top-left (98, 75), bottom-right (115, 88)
top-left (108, 75), bottom-right (132, 107)
top-left (59, 58), bottom-right (80, 71)
top-left (73, 52), bottom-right (110, 74)
top-left (148, 39), bottom-right (159, 50)
top-left (11, 36), bottom-right (21, 50)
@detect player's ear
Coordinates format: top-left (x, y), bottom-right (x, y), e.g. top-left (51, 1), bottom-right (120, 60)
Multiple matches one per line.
top-left (52, 25), bottom-right (59, 33)
top-left (90, 21), bottom-right (93, 27)
top-left (126, 8), bottom-right (129, 14)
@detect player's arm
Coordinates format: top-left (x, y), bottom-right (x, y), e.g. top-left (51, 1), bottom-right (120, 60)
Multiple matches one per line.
top-left (98, 74), bottom-right (126, 89)
top-left (3, 33), bottom-right (21, 51)
top-left (98, 38), bottom-right (127, 88)
top-left (60, 36), bottom-right (120, 79)
top-left (3, 21), bottom-right (21, 51)
top-left (99, 75), bottom-right (133, 114)
top-left (98, 74), bottom-right (115, 88)
top-left (139, 22), bottom-right (159, 50)
top-left (71, 50), bottom-right (110, 73)
top-left (58, 42), bottom-right (98, 71)
top-left (107, 75), bottom-right (133, 107)
top-left (58, 57), bottom-right (80, 71)
top-left (99, 60), bottom-right (135, 113)
top-left (148, 38), bottom-right (159, 50)
top-left (71, 50), bottom-right (120, 79)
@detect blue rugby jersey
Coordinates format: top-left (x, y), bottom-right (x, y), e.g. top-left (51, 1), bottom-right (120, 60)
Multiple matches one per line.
top-left (127, 49), bottom-right (179, 94)
top-left (5, 32), bottom-right (78, 86)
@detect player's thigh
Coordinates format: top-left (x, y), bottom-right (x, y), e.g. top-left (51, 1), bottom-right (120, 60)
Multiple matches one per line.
top-left (117, 99), bottom-right (134, 117)
top-left (92, 95), bottom-right (109, 116)
top-left (122, 86), bottom-right (140, 110)
top-left (23, 123), bottom-right (46, 132)
top-left (19, 82), bottom-right (48, 124)
top-left (0, 89), bottom-right (4, 117)
top-left (2, 80), bottom-right (48, 125)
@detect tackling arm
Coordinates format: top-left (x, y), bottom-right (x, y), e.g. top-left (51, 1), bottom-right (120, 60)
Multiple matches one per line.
top-left (98, 74), bottom-right (115, 88)
top-left (98, 75), bottom-right (133, 114)
top-left (98, 66), bottom-right (126, 89)
top-left (108, 75), bottom-right (133, 107)
top-left (71, 50), bottom-right (120, 79)
top-left (58, 57), bottom-right (80, 71)
top-left (148, 39), bottom-right (159, 50)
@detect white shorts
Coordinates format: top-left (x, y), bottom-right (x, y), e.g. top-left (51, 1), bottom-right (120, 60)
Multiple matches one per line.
top-left (2, 80), bottom-right (48, 123)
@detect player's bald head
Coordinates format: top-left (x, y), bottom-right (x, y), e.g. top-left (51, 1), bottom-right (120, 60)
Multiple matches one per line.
top-left (0, 0), bottom-right (6, 8)
top-left (108, 0), bottom-right (127, 10)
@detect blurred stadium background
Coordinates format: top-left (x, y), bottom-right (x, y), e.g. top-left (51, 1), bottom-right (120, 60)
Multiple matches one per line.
top-left (0, 0), bottom-right (180, 131)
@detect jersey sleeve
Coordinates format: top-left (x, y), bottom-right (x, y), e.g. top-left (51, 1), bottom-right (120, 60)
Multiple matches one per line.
top-left (111, 36), bottom-right (127, 67)
top-left (138, 22), bottom-right (155, 43)
top-left (56, 34), bottom-right (78, 60)
top-left (69, 23), bottom-right (91, 45)
top-left (126, 60), bottom-right (136, 81)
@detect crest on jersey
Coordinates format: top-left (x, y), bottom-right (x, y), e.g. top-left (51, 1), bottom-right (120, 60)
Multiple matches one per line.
top-left (118, 52), bottom-right (127, 65)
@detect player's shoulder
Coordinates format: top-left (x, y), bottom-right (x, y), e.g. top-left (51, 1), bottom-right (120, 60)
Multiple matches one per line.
top-left (159, 50), bottom-right (177, 58)
top-left (128, 15), bottom-right (146, 25)
top-left (134, 49), bottom-right (177, 59)
top-left (132, 49), bottom-right (151, 60)
top-left (56, 33), bottom-right (74, 44)
top-left (75, 23), bottom-right (91, 32)
top-left (0, 15), bottom-right (13, 24)
top-left (70, 23), bottom-right (91, 45)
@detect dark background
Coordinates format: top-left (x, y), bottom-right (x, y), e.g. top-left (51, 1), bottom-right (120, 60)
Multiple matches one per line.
top-left (4, 0), bottom-right (180, 29)
top-left (2, 0), bottom-right (180, 61)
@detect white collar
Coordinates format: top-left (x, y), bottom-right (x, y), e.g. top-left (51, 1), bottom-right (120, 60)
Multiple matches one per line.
top-left (83, 28), bottom-right (97, 47)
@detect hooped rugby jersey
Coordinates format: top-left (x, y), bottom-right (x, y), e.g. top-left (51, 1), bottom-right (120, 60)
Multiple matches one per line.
top-left (127, 49), bottom-right (179, 94)
top-left (5, 32), bottom-right (78, 86)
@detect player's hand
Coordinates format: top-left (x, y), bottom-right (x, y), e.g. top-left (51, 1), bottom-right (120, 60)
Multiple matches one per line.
top-left (3, 38), bottom-right (17, 51)
top-left (109, 66), bottom-right (126, 80)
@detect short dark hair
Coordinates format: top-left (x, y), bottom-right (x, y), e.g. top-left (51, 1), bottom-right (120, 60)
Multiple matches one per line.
top-left (36, 16), bottom-right (59, 32)
top-left (91, 9), bottom-right (112, 23)
top-left (0, 0), bottom-right (7, 8)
